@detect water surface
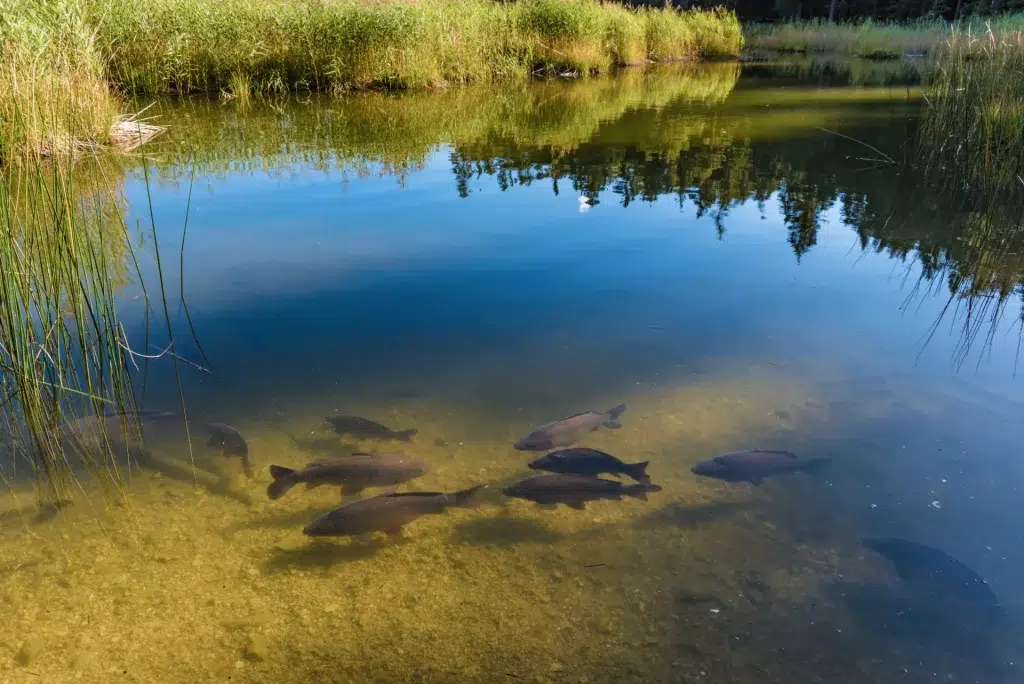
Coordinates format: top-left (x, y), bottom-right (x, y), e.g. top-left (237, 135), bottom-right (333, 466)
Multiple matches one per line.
top-left (2, 59), bottom-right (1023, 684)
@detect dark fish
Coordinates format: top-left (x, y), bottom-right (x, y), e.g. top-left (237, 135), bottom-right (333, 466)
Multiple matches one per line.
top-left (267, 453), bottom-right (426, 500)
top-left (325, 415), bottom-right (417, 442)
top-left (863, 538), bottom-right (1000, 611)
top-left (514, 404), bottom-right (626, 451)
top-left (205, 422), bottom-right (252, 478)
top-left (503, 474), bottom-right (660, 510)
top-left (302, 486), bottom-right (483, 537)
top-left (690, 450), bottom-right (830, 485)
top-left (528, 448), bottom-right (649, 483)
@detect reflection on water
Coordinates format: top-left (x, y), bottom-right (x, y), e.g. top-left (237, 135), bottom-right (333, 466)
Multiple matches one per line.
top-left (2, 59), bottom-right (1024, 683)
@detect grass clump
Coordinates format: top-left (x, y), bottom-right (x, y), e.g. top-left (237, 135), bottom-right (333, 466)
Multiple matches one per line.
top-left (645, 6), bottom-right (742, 61)
top-left (920, 27), bottom-right (1024, 198)
top-left (0, 0), bottom-right (121, 158)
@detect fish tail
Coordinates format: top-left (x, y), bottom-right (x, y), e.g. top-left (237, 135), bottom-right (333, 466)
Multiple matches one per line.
top-left (266, 465), bottom-right (299, 499)
top-left (624, 460), bottom-right (650, 483)
top-left (451, 485), bottom-right (485, 508)
top-left (806, 458), bottom-right (832, 475)
top-left (603, 403), bottom-right (626, 429)
top-left (626, 482), bottom-right (662, 501)
top-left (395, 429), bottom-right (418, 442)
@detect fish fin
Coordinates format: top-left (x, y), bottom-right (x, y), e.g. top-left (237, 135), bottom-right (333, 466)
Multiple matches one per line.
top-left (452, 485), bottom-right (485, 508)
top-left (266, 465), bottom-right (297, 500)
top-left (603, 420), bottom-right (623, 430)
top-left (806, 458), bottom-right (832, 475)
top-left (626, 483), bottom-right (662, 501)
top-left (624, 461), bottom-right (650, 483)
top-left (394, 429), bottom-right (418, 442)
top-left (566, 501), bottom-right (586, 510)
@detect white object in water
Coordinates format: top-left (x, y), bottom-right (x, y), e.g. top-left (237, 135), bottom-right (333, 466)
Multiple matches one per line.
top-left (578, 196), bottom-right (591, 213)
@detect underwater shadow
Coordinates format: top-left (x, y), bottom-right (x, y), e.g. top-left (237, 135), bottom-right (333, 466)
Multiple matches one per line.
top-left (263, 538), bottom-right (404, 571)
top-left (633, 500), bottom-right (757, 530)
top-left (222, 504), bottom-right (339, 538)
top-left (452, 513), bottom-right (562, 547)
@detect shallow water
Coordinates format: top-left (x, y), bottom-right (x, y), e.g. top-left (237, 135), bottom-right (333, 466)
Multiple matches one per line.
top-left (2, 59), bottom-right (1024, 683)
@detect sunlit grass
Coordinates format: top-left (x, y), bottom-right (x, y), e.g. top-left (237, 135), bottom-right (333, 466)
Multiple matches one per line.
top-left (94, 0), bottom-right (741, 93)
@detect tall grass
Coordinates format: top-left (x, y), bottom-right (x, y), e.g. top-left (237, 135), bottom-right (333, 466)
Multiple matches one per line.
top-left (0, 157), bottom-right (137, 503)
top-left (744, 15), bottom-right (1024, 59)
top-left (94, 0), bottom-right (742, 93)
top-left (0, 0), bottom-right (121, 158)
top-left (920, 27), bottom-right (1024, 204)
top-left (0, 0), bottom-right (741, 158)
top-left (910, 26), bottom-right (1024, 367)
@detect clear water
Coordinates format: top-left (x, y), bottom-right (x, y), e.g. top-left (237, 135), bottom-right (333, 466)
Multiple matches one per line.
top-left (2, 60), bottom-right (1023, 683)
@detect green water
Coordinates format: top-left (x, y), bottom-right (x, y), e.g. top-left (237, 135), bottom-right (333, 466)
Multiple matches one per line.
top-left (1, 60), bottom-right (1023, 683)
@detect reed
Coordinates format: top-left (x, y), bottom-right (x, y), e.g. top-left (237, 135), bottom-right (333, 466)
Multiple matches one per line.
top-left (0, 0), bottom-right (740, 159)
top-left (744, 15), bottom-right (1024, 59)
top-left (93, 0), bottom-right (741, 93)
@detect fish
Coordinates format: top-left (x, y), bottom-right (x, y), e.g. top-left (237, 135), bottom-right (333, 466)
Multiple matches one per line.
top-left (325, 415), bottom-right (417, 442)
top-left (528, 448), bottom-right (650, 483)
top-left (862, 538), bottom-right (1001, 612)
top-left (302, 486), bottom-right (483, 538)
top-left (690, 450), bottom-right (830, 485)
top-left (205, 422), bottom-right (252, 478)
top-left (502, 474), bottom-right (661, 510)
top-left (266, 453), bottom-right (426, 500)
top-left (513, 404), bottom-right (627, 451)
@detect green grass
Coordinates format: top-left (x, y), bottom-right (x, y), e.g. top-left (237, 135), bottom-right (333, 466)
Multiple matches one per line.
top-left (0, 157), bottom-right (143, 502)
top-left (0, 0), bottom-right (742, 158)
top-left (919, 26), bottom-right (1024, 200)
top-left (744, 16), bottom-right (1024, 59)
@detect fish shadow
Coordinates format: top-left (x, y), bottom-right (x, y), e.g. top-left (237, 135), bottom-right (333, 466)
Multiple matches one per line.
top-left (452, 514), bottom-right (562, 547)
top-left (825, 580), bottom-right (1006, 657)
top-left (633, 500), bottom-right (757, 530)
top-left (136, 450), bottom-right (254, 506)
top-left (263, 538), bottom-right (403, 571)
top-left (222, 504), bottom-right (338, 538)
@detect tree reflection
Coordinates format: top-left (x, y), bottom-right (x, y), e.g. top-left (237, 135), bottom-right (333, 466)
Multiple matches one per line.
top-left (448, 95), bottom-right (1024, 368)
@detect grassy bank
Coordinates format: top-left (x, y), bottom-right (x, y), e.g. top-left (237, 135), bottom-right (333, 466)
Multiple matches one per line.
top-left (0, 0), bottom-right (742, 159)
top-left (744, 16), bottom-right (1024, 59)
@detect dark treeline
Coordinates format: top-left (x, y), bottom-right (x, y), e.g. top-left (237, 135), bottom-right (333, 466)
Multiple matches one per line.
top-left (627, 0), bottom-right (1024, 21)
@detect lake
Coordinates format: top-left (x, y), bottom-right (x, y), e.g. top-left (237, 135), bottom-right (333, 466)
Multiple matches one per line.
top-left (1, 59), bottom-right (1022, 683)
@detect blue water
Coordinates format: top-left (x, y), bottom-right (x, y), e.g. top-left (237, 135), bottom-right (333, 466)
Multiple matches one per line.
top-left (3, 62), bottom-right (1022, 683)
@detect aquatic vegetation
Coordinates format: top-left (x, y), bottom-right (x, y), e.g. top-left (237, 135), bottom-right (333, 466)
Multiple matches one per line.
top-left (744, 15), bottom-right (1024, 58)
top-left (0, 159), bottom-right (137, 500)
